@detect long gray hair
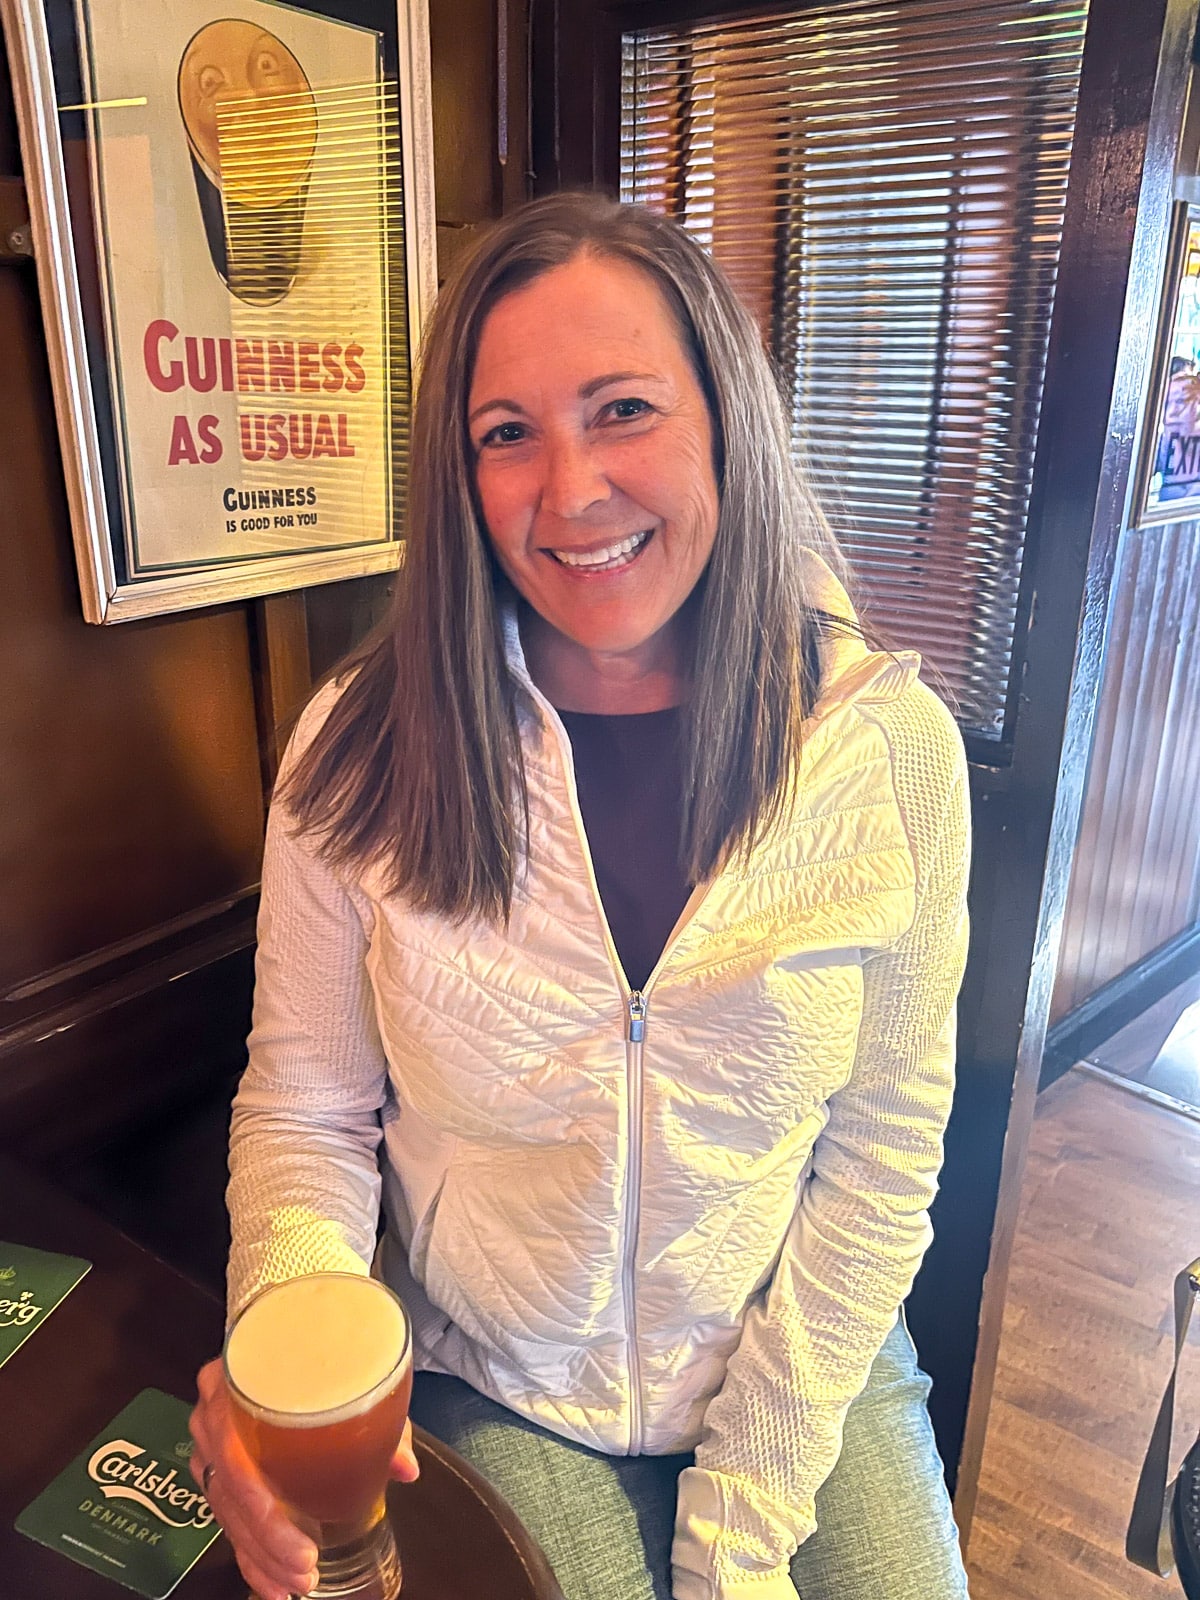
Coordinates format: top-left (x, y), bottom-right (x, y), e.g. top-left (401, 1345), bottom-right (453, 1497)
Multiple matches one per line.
top-left (282, 193), bottom-right (852, 922)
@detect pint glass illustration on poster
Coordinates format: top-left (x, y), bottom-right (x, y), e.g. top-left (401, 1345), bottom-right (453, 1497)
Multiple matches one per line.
top-left (1135, 202), bottom-right (1200, 528)
top-left (1, 0), bottom-right (435, 621)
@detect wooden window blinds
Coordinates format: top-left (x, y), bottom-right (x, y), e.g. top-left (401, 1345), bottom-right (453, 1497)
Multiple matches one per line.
top-left (620, 0), bottom-right (1089, 739)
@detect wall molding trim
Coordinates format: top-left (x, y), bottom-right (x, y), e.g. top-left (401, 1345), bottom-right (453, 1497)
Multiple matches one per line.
top-left (1041, 921), bottom-right (1200, 1088)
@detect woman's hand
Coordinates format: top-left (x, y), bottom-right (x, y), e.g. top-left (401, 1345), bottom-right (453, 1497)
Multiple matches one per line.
top-left (189, 1357), bottom-right (318, 1600)
top-left (188, 1358), bottom-right (420, 1600)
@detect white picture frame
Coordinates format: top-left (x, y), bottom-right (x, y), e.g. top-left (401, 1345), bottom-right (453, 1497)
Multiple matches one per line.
top-left (1, 0), bottom-right (436, 621)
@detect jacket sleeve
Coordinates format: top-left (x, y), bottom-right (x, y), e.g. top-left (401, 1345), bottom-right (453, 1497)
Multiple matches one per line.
top-left (672, 694), bottom-right (971, 1600)
top-left (226, 686), bottom-right (390, 1319)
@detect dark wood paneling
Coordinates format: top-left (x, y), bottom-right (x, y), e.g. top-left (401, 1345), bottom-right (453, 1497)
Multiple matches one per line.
top-left (305, 571), bottom-right (394, 681)
top-left (252, 592), bottom-right (313, 787)
top-left (0, 263), bottom-right (264, 992)
top-left (0, 944), bottom-right (254, 1159)
top-left (429, 0), bottom-right (529, 279)
top-left (0, 22), bottom-right (16, 170)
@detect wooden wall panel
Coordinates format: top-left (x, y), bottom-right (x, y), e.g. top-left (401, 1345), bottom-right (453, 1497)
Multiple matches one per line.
top-left (430, 0), bottom-right (528, 276)
top-left (305, 572), bottom-right (394, 683)
top-left (1052, 519), bottom-right (1200, 1018)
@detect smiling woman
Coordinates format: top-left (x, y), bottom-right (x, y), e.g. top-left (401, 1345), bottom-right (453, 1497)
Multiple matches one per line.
top-left (279, 194), bottom-right (848, 920)
top-left (188, 193), bottom-right (973, 1600)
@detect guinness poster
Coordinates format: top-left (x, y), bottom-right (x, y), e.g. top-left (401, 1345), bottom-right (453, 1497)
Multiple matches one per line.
top-left (1, 0), bottom-right (435, 621)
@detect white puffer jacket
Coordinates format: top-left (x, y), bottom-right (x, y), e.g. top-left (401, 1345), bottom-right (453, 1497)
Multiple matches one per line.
top-left (228, 562), bottom-right (971, 1600)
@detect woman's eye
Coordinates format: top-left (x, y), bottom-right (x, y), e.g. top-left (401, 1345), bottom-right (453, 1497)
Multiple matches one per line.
top-left (479, 422), bottom-right (529, 449)
top-left (605, 398), bottom-right (652, 422)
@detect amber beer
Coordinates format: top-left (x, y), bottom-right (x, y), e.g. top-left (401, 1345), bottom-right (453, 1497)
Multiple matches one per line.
top-left (224, 1273), bottom-right (412, 1600)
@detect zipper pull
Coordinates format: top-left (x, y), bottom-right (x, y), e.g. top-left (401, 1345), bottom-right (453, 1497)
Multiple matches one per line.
top-left (628, 991), bottom-right (647, 1042)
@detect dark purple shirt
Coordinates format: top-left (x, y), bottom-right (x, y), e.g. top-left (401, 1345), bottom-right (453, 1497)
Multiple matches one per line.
top-left (557, 706), bottom-right (692, 993)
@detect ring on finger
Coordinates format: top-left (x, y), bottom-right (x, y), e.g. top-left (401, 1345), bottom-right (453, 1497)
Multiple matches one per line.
top-left (201, 1460), bottom-right (216, 1496)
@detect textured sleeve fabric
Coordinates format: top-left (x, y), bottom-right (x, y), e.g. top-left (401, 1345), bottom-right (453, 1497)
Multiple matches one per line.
top-left (226, 684), bottom-right (390, 1319)
top-left (672, 684), bottom-right (971, 1600)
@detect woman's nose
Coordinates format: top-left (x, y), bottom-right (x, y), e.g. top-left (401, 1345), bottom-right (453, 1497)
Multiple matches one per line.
top-left (539, 434), bottom-right (610, 519)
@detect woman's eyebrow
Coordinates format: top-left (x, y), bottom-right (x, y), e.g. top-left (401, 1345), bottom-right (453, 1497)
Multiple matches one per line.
top-left (579, 371), bottom-right (660, 398)
top-left (468, 397), bottom-right (530, 426)
top-left (469, 372), bottom-right (664, 425)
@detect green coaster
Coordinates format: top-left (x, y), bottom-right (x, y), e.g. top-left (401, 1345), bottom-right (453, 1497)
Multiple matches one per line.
top-left (17, 1387), bottom-right (223, 1598)
top-left (0, 1240), bottom-right (90, 1370)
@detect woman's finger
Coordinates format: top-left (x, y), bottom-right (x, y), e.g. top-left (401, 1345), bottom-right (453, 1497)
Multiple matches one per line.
top-left (202, 1444), bottom-right (317, 1590)
top-left (202, 1454), bottom-right (316, 1580)
top-left (388, 1418), bottom-right (420, 1483)
top-left (194, 1356), bottom-right (224, 1403)
top-left (189, 1359), bottom-right (318, 1593)
top-left (235, 1543), bottom-right (315, 1600)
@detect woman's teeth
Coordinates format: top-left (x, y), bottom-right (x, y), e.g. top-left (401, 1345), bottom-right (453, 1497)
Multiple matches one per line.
top-left (551, 530), bottom-right (651, 571)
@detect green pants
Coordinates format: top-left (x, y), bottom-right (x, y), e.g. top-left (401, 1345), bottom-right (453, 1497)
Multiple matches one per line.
top-left (409, 1317), bottom-right (970, 1599)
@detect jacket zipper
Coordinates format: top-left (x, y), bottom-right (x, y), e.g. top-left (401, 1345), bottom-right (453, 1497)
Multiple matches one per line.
top-left (624, 989), bottom-right (647, 1454)
top-left (520, 684), bottom-right (712, 1457)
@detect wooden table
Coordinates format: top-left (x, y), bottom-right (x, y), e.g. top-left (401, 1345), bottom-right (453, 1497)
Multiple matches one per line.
top-left (0, 1159), bottom-right (561, 1599)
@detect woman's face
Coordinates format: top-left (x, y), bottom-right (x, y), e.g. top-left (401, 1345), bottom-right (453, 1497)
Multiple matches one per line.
top-left (468, 253), bottom-right (720, 676)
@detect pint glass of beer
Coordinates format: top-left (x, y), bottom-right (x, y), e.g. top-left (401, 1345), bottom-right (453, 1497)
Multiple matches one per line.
top-left (223, 1273), bottom-right (413, 1600)
top-left (177, 20), bottom-right (317, 305)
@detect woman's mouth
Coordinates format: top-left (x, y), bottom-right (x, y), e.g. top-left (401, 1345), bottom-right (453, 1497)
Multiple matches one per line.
top-left (548, 529), bottom-right (653, 573)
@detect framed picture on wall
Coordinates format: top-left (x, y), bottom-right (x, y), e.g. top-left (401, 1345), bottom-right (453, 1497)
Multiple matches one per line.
top-left (1133, 200), bottom-right (1200, 528)
top-left (1, 0), bottom-right (436, 622)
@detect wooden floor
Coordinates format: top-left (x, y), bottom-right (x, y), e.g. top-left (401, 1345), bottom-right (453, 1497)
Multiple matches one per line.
top-left (964, 1068), bottom-right (1200, 1599)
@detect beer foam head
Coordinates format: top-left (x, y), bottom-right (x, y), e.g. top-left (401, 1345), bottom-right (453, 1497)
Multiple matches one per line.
top-left (226, 1275), bottom-right (409, 1421)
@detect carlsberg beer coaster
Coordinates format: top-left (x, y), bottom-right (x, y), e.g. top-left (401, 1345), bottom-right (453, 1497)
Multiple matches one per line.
top-left (16, 1387), bottom-right (221, 1598)
top-left (0, 1240), bottom-right (90, 1370)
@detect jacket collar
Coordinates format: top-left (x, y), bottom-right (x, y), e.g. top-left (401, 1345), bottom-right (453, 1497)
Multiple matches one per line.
top-left (802, 549), bottom-right (922, 717)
